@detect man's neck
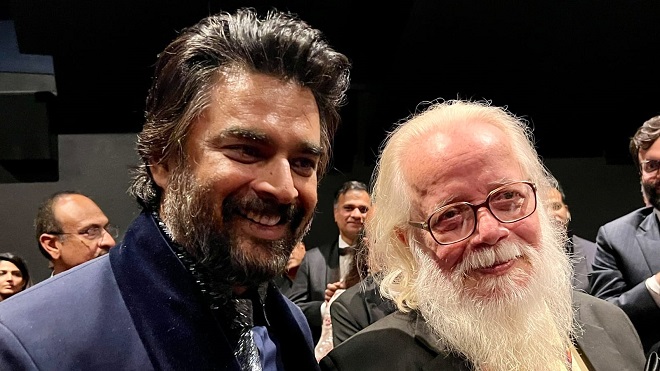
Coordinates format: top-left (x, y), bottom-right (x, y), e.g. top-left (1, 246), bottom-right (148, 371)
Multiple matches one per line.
top-left (52, 264), bottom-right (66, 276)
top-left (339, 234), bottom-right (355, 247)
top-left (285, 266), bottom-right (300, 280)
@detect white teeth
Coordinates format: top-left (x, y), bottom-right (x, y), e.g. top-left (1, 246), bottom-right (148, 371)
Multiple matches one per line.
top-left (246, 211), bottom-right (281, 226)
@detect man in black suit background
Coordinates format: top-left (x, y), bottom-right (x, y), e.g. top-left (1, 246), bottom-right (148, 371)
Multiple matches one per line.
top-left (288, 180), bottom-right (371, 345)
top-left (274, 240), bottom-right (306, 297)
top-left (545, 182), bottom-right (597, 294)
top-left (590, 114), bottom-right (660, 355)
top-left (329, 272), bottom-right (396, 347)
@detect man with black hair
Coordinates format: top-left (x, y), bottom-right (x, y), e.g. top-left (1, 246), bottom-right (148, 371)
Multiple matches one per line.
top-left (288, 180), bottom-right (371, 345)
top-left (591, 114), bottom-right (660, 356)
top-left (0, 8), bottom-right (351, 370)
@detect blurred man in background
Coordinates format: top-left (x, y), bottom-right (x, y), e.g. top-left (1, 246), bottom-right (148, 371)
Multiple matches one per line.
top-left (35, 191), bottom-right (117, 277)
top-left (590, 114), bottom-right (660, 355)
top-left (545, 182), bottom-right (596, 293)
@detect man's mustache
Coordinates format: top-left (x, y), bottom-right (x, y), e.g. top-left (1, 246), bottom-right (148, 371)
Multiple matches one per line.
top-left (224, 196), bottom-right (301, 225)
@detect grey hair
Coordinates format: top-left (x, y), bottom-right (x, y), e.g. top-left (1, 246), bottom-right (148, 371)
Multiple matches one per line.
top-left (366, 99), bottom-right (558, 311)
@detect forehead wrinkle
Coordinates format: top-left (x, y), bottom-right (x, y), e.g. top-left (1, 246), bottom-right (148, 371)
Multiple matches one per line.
top-left (405, 151), bottom-right (516, 217)
top-left (407, 178), bottom-right (447, 219)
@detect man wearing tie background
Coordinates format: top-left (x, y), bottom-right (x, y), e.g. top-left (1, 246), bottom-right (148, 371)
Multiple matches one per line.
top-left (288, 180), bottom-right (371, 344)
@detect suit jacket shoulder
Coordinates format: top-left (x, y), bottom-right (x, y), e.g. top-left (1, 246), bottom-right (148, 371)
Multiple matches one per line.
top-left (0, 255), bottom-right (153, 369)
top-left (607, 205), bottom-right (653, 224)
top-left (571, 234), bottom-right (597, 294)
top-left (330, 275), bottom-right (396, 346)
top-left (572, 235), bottom-right (596, 267)
top-left (287, 245), bottom-right (333, 304)
top-left (572, 291), bottom-right (646, 371)
top-left (320, 311), bottom-right (470, 371)
top-left (590, 205), bottom-right (660, 353)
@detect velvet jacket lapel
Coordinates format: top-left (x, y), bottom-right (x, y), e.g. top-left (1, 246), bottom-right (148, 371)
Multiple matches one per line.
top-left (110, 211), bottom-right (320, 370)
top-left (111, 212), bottom-right (238, 370)
top-left (265, 284), bottom-right (320, 369)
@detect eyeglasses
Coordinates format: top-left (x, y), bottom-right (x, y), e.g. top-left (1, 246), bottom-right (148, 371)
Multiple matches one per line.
top-left (408, 181), bottom-right (537, 245)
top-left (50, 225), bottom-right (119, 241)
top-left (641, 159), bottom-right (660, 174)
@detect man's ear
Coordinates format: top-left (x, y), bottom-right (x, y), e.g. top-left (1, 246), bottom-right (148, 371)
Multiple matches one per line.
top-left (39, 234), bottom-right (61, 260)
top-left (149, 160), bottom-right (170, 189)
top-left (395, 226), bottom-right (409, 246)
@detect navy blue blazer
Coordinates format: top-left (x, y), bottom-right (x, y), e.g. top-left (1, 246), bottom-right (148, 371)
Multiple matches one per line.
top-left (0, 211), bottom-right (319, 370)
top-left (589, 205), bottom-right (660, 354)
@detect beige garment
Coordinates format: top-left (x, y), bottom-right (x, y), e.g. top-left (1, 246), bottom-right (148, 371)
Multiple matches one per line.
top-left (314, 289), bottom-right (346, 362)
top-left (570, 342), bottom-right (589, 371)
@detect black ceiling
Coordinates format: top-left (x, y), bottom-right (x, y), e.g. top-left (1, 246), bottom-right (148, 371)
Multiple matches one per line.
top-left (5, 1), bottom-right (660, 167)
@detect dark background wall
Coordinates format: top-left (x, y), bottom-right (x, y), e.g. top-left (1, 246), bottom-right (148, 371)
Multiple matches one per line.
top-left (0, 1), bottom-right (657, 283)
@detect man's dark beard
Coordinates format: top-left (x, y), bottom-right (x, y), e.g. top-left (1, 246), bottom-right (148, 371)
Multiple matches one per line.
top-left (160, 164), bottom-right (312, 293)
top-left (643, 181), bottom-right (660, 210)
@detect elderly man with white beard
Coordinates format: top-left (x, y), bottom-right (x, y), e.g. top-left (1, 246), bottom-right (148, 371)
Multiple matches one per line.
top-left (319, 99), bottom-right (645, 371)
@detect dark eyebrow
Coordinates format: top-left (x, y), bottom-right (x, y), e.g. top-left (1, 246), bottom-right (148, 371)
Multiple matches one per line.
top-left (220, 127), bottom-right (323, 157)
top-left (221, 127), bottom-right (270, 144)
top-left (302, 142), bottom-right (323, 158)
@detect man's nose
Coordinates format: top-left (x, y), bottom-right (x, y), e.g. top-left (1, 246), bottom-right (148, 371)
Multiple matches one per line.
top-left (99, 231), bottom-right (116, 248)
top-left (471, 207), bottom-right (509, 245)
top-left (253, 159), bottom-right (299, 204)
top-left (349, 208), bottom-right (365, 220)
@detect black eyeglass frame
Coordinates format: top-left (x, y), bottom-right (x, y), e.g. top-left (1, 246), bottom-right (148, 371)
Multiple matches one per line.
top-left (408, 181), bottom-right (537, 245)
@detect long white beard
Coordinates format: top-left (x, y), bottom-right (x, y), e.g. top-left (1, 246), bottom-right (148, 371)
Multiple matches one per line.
top-left (413, 237), bottom-right (575, 371)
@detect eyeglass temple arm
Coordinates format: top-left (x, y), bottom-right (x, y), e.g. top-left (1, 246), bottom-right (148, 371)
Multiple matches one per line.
top-left (408, 221), bottom-right (427, 230)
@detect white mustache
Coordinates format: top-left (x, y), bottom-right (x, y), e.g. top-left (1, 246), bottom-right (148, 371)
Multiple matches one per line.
top-left (456, 242), bottom-right (525, 273)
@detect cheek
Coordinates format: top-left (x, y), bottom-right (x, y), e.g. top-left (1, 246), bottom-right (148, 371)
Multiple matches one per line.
top-left (642, 172), bottom-right (657, 183)
top-left (297, 178), bottom-right (317, 211)
top-left (511, 216), bottom-right (542, 248)
top-left (201, 166), bottom-right (248, 201)
top-left (413, 230), bottom-right (465, 272)
top-left (433, 245), bottom-right (466, 272)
